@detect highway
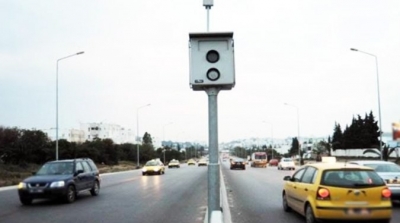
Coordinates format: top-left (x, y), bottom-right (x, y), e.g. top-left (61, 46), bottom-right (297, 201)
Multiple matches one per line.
top-left (0, 161), bottom-right (400, 223)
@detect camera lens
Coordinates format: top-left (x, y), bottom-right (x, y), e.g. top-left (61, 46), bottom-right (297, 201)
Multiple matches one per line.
top-left (207, 68), bottom-right (220, 81)
top-left (206, 50), bottom-right (219, 63)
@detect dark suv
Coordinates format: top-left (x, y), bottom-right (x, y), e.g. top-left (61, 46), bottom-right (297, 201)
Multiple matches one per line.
top-left (17, 158), bottom-right (101, 205)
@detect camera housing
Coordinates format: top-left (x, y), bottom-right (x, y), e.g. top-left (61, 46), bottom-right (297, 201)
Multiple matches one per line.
top-left (189, 32), bottom-right (235, 91)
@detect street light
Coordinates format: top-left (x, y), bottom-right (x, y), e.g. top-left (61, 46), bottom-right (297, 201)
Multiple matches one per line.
top-left (56, 51), bottom-right (84, 160)
top-left (350, 48), bottom-right (383, 160)
top-left (136, 103), bottom-right (151, 168)
top-left (284, 103), bottom-right (301, 165)
top-left (162, 122), bottom-right (173, 164)
top-left (263, 121), bottom-right (274, 159)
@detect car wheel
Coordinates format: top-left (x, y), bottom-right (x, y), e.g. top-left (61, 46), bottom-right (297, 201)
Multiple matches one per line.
top-left (20, 197), bottom-right (32, 205)
top-left (65, 185), bottom-right (76, 203)
top-left (142, 172), bottom-right (146, 176)
top-left (282, 193), bottom-right (291, 212)
top-left (305, 204), bottom-right (317, 223)
top-left (90, 180), bottom-right (100, 196)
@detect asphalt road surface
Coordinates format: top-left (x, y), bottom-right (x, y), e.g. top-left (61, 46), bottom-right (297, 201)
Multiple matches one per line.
top-left (0, 161), bottom-right (399, 223)
top-left (221, 160), bottom-right (400, 223)
top-left (0, 164), bottom-right (208, 223)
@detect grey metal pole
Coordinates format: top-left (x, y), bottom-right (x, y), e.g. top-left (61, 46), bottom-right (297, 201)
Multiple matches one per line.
top-left (206, 87), bottom-right (220, 222)
top-left (56, 51), bottom-right (84, 160)
top-left (296, 107), bottom-right (301, 164)
top-left (375, 55), bottom-right (383, 160)
top-left (206, 6), bottom-right (210, 32)
top-left (350, 48), bottom-right (383, 160)
top-left (136, 109), bottom-right (139, 168)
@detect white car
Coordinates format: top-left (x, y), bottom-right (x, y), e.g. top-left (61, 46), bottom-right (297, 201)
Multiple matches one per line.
top-left (278, 158), bottom-right (295, 170)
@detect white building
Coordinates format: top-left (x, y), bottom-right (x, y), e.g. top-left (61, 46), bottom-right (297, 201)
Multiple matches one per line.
top-left (80, 122), bottom-right (134, 144)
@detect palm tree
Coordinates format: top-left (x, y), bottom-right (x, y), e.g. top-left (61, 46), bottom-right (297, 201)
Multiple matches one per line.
top-left (363, 144), bottom-right (399, 161)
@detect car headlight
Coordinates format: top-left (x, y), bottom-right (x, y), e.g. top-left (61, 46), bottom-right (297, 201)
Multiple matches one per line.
top-left (18, 182), bottom-right (27, 189)
top-left (50, 181), bottom-right (65, 188)
top-left (142, 167), bottom-right (147, 172)
top-left (154, 168), bottom-right (160, 172)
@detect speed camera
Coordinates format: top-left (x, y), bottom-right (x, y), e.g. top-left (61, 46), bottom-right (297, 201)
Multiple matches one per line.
top-left (189, 32), bottom-right (235, 91)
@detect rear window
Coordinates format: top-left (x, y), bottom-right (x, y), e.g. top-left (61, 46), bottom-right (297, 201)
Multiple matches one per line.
top-left (254, 155), bottom-right (266, 159)
top-left (283, 158), bottom-right (293, 162)
top-left (321, 169), bottom-right (385, 188)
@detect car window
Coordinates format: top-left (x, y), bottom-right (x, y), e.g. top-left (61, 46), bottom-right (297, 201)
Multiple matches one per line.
top-left (87, 160), bottom-right (98, 171)
top-left (75, 162), bottom-right (84, 172)
top-left (81, 161), bottom-right (92, 173)
top-left (145, 161), bottom-right (158, 166)
top-left (292, 168), bottom-right (306, 182)
top-left (42, 162), bottom-right (72, 175)
top-left (301, 167), bottom-right (317, 184)
top-left (321, 169), bottom-right (385, 188)
top-left (364, 163), bottom-right (400, 172)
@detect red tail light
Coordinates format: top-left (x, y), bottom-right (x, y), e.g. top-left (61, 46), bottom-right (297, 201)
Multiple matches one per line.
top-left (317, 187), bottom-right (331, 200)
top-left (382, 188), bottom-right (391, 199)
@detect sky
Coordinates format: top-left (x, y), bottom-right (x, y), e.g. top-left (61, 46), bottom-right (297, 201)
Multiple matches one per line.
top-left (1, 0), bottom-right (399, 143)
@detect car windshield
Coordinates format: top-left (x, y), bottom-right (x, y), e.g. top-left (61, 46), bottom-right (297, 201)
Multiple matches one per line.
top-left (145, 161), bottom-right (159, 166)
top-left (254, 155), bottom-right (266, 159)
top-left (170, 160), bottom-right (178, 164)
top-left (363, 163), bottom-right (400, 172)
top-left (36, 162), bottom-right (74, 175)
top-left (321, 169), bottom-right (385, 188)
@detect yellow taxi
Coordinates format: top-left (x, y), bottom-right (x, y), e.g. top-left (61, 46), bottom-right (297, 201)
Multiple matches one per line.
top-left (187, 159), bottom-right (196, 166)
top-left (142, 159), bottom-right (165, 176)
top-left (198, 159), bottom-right (208, 166)
top-left (282, 157), bottom-right (392, 223)
top-left (168, 159), bottom-right (180, 168)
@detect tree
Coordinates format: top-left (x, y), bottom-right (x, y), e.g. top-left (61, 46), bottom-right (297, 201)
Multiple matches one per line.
top-left (289, 137), bottom-right (299, 156)
top-left (363, 144), bottom-right (398, 161)
top-left (142, 132), bottom-right (153, 145)
top-left (364, 111), bottom-right (380, 148)
top-left (331, 123), bottom-right (343, 151)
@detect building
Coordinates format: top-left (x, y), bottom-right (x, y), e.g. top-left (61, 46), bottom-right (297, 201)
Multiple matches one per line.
top-left (80, 122), bottom-right (134, 144)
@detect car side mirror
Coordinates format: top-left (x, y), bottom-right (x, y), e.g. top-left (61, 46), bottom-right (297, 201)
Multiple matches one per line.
top-left (283, 176), bottom-right (292, 181)
top-left (75, 169), bottom-right (84, 176)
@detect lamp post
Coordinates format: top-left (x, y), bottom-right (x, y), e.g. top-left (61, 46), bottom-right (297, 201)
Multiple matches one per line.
top-left (136, 104), bottom-right (151, 168)
top-left (284, 103), bottom-right (301, 165)
top-left (263, 121), bottom-right (274, 159)
top-left (350, 48), bottom-right (383, 160)
top-left (56, 51), bottom-right (84, 160)
top-left (162, 122), bottom-right (173, 163)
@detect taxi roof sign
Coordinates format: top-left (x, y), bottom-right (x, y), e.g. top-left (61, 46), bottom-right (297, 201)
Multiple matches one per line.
top-left (321, 157), bottom-right (336, 163)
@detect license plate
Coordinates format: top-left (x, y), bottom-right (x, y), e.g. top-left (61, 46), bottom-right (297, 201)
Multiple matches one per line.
top-left (345, 208), bottom-right (370, 215)
top-left (30, 189), bottom-right (43, 193)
